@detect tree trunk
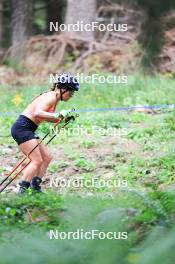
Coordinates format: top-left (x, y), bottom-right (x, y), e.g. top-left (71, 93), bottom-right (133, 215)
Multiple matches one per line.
top-left (0, 0), bottom-right (4, 48)
top-left (11, 0), bottom-right (33, 61)
top-left (47, 0), bottom-right (66, 35)
top-left (65, 0), bottom-right (96, 41)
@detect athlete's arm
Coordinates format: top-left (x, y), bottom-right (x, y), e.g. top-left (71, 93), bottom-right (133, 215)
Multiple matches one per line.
top-left (34, 95), bottom-right (59, 122)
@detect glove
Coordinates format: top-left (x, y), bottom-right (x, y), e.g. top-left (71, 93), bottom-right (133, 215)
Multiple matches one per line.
top-left (60, 109), bottom-right (72, 117)
top-left (55, 109), bottom-right (72, 119)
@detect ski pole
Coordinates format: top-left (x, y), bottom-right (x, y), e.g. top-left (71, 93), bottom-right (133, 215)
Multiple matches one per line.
top-left (0, 117), bottom-right (63, 188)
top-left (0, 113), bottom-right (78, 193)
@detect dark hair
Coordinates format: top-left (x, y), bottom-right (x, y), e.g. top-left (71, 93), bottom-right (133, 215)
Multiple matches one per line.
top-left (51, 83), bottom-right (59, 91)
top-left (32, 83), bottom-right (66, 101)
top-left (51, 83), bottom-right (66, 91)
top-left (32, 84), bottom-right (57, 101)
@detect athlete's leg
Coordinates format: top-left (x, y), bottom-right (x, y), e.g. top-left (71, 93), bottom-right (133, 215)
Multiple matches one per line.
top-left (19, 139), bottom-right (43, 182)
top-left (37, 142), bottom-right (53, 178)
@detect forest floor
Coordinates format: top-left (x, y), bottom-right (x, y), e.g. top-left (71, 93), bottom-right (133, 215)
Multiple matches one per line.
top-left (1, 111), bottom-right (175, 196)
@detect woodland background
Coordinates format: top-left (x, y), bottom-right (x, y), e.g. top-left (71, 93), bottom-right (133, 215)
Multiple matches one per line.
top-left (0, 0), bottom-right (175, 84)
top-left (0, 1), bottom-right (175, 264)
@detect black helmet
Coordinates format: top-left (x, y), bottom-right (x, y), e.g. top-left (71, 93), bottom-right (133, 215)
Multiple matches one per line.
top-left (55, 73), bottom-right (80, 91)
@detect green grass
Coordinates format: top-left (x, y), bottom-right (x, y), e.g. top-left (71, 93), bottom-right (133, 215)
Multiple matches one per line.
top-left (0, 73), bottom-right (175, 112)
top-left (0, 192), bottom-right (175, 263)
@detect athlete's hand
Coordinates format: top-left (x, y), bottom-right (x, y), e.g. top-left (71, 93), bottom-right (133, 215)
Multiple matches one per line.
top-left (60, 110), bottom-right (71, 117)
top-left (55, 109), bottom-right (72, 119)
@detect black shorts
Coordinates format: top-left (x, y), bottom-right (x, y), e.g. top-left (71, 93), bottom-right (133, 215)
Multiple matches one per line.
top-left (11, 115), bottom-right (40, 145)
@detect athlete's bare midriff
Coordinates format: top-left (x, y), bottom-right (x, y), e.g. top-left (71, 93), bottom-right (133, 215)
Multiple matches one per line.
top-left (22, 91), bottom-right (58, 125)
